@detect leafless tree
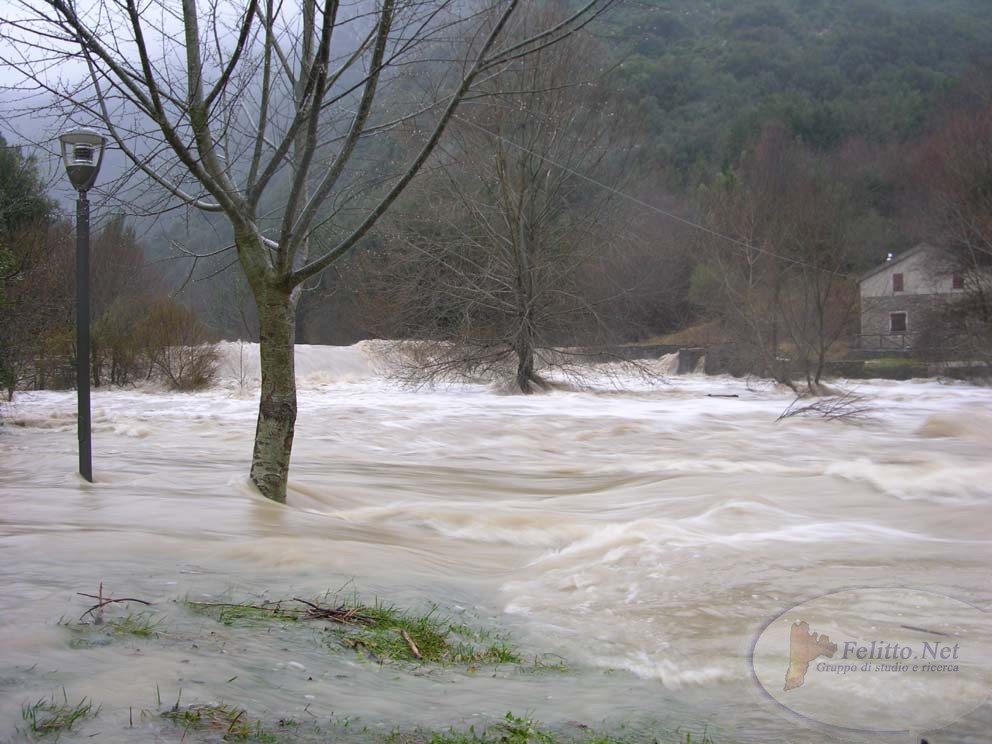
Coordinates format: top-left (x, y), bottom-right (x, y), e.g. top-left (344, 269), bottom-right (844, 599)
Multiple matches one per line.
top-left (3, 0), bottom-right (614, 501)
top-left (911, 95), bottom-right (992, 367)
top-left (1, 207), bottom-right (214, 396)
top-left (363, 14), bottom-right (640, 392)
top-left (695, 125), bottom-right (858, 393)
top-left (140, 299), bottom-right (220, 390)
top-left (88, 215), bottom-right (165, 386)
top-left (0, 220), bottom-right (75, 399)
top-left (0, 136), bottom-right (60, 398)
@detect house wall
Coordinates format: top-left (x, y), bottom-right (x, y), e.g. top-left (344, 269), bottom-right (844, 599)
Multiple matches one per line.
top-left (859, 248), bottom-right (964, 338)
top-left (859, 294), bottom-right (944, 336)
top-left (860, 249), bottom-right (962, 298)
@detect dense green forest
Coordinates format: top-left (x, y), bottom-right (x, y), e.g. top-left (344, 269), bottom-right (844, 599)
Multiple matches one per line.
top-left (605, 0), bottom-right (992, 179)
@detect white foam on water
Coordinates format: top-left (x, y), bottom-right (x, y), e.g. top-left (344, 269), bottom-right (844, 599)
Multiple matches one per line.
top-left (2, 344), bottom-right (991, 740)
top-left (215, 340), bottom-right (382, 388)
top-left (826, 457), bottom-right (992, 504)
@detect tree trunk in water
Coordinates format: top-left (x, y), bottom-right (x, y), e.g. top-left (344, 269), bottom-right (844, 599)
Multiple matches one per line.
top-left (250, 289), bottom-right (298, 503)
top-left (515, 335), bottom-right (535, 394)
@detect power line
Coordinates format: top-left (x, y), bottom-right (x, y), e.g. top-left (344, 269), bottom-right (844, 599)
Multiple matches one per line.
top-left (453, 114), bottom-right (847, 277)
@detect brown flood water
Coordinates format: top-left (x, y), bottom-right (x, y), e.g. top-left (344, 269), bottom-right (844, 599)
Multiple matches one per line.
top-left (1, 344), bottom-right (990, 742)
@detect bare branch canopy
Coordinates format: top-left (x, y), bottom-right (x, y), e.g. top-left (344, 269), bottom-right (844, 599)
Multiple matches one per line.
top-left (1, 0), bottom-right (615, 501)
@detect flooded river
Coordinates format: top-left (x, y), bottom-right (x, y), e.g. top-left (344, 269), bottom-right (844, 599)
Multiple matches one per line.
top-left (1, 344), bottom-right (990, 742)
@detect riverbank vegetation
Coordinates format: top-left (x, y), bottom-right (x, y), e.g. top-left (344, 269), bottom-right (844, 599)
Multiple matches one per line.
top-left (60, 585), bottom-right (537, 669)
top-left (185, 596), bottom-right (526, 667)
top-left (14, 587), bottom-right (721, 742)
top-left (19, 692), bottom-right (98, 739)
top-left (21, 694), bottom-right (719, 744)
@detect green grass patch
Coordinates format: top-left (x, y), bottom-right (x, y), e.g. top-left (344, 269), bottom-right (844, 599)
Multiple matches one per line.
top-left (185, 595), bottom-right (528, 667)
top-left (338, 601), bottom-right (524, 665)
top-left (162, 702), bottom-right (278, 742)
top-left (20, 690), bottom-right (98, 738)
top-left (107, 612), bottom-right (162, 637)
top-left (864, 357), bottom-right (917, 370)
top-left (386, 712), bottom-right (716, 744)
top-left (151, 706), bottom-right (719, 744)
top-left (62, 610), bottom-right (163, 647)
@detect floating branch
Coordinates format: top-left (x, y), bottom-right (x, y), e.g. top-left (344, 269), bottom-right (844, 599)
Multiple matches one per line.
top-left (777, 389), bottom-right (873, 422)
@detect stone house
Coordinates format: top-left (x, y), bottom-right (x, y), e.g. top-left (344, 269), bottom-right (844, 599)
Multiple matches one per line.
top-left (857, 244), bottom-right (966, 350)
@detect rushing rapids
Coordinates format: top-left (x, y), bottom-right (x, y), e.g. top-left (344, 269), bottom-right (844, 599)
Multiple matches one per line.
top-left (1, 343), bottom-right (990, 742)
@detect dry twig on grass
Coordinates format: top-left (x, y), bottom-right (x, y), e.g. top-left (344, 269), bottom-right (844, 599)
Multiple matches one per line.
top-left (78, 582), bottom-right (153, 623)
top-left (400, 629), bottom-right (423, 659)
top-left (290, 598), bottom-right (377, 625)
top-left (183, 598), bottom-right (378, 626)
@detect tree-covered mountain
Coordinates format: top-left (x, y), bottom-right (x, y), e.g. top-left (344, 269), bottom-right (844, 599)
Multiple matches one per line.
top-left (150, 0), bottom-right (992, 342)
top-left (604, 0), bottom-right (992, 179)
top-left (6, 0), bottom-right (989, 350)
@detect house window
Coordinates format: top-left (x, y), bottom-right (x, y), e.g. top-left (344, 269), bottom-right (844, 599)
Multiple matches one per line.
top-left (952, 272), bottom-right (965, 290)
top-left (892, 273), bottom-right (904, 292)
top-left (890, 312), bottom-right (908, 334)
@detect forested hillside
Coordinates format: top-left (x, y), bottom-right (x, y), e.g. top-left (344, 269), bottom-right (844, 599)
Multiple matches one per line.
top-left (171, 0), bottom-right (992, 345)
top-left (4, 0), bottom-right (990, 355)
top-left (605, 0), bottom-right (992, 179)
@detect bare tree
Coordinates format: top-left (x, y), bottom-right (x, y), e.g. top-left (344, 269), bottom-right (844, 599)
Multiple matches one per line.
top-left (911, 95), bottom-right (992, 366)
top-left (0, 220), bottom-right (75, 399)
top-left (695, 125), bottom-right (858, 393)
top-left (4, 0), bottom-right (613, 501)
top-left (89, 215), bottom-right (164, 386)
top-left (363, 15), bottom-right (638, 392)
top-left (0, 136), bottom-right (59, 398)
top-left (140, 299), bottom-right (220, 390)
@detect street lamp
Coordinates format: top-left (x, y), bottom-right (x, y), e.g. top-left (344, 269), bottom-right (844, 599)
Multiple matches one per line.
top-left (59, 128), bottom-right (106, 483)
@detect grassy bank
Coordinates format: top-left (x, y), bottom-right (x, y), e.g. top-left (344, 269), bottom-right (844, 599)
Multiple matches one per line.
top-left (12, 589), bottom-right (723, 743)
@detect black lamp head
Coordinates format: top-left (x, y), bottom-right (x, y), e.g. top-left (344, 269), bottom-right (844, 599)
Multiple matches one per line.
top-left (59, 129), bottom-right (106, 192)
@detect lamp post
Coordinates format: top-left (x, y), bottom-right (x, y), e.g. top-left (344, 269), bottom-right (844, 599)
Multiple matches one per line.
top-left (59, 129), bottom-right (106, 483)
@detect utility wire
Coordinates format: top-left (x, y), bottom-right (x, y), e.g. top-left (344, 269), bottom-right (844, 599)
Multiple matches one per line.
top-left (454, 114), bottom-right (848, 277)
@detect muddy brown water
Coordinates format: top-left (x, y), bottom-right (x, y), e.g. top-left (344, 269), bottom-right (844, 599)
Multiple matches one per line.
top-left (1, 345), bottom-right (990, 742)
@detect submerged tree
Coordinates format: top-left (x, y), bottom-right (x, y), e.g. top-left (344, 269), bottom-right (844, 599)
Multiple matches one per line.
top-left (364, 14), bottom-right (637, 392)
top-left (6, 0), bottom-right (613, 501)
